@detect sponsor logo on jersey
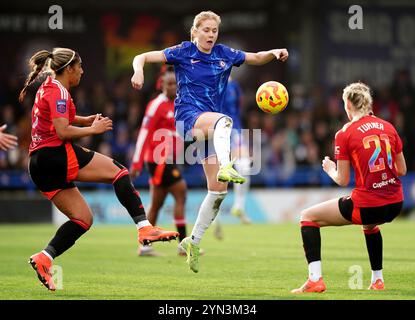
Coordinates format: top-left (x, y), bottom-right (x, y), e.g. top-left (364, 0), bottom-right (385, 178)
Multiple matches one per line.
top-left (191, 59), bottom-right (200, 64)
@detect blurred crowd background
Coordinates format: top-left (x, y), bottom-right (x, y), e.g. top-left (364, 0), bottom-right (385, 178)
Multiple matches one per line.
top-left (1, 0), bottom-right (414, 188)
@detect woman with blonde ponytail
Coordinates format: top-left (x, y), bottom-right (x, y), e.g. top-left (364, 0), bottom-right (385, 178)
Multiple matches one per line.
top-left (291, 82), bottom-right (407, 294)
top-left (24, 48), bottom-right (179, 291)
top-left (131, 10), bottom-right (289, 273)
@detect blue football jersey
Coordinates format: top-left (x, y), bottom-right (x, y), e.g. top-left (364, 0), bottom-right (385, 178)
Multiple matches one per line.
top-left (163, 41), bottom-right (245, 115)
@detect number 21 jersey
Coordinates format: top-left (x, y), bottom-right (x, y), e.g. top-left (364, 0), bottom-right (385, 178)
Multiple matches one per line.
top-left (335, 114), bottom-right (403, 207)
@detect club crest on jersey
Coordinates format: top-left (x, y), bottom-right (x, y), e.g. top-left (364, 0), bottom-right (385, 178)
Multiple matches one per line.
top-left (219, 60), bottom-right (226, 68)
top-left (56, 99), bottom-right (67, 114)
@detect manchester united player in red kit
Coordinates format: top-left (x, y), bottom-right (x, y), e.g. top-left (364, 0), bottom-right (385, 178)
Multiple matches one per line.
top-left (19, 48), bottom-right (178, 291)
top-left (291, 82), bottom-right (407, 293)
top-left (131, 67), bottom-right (189, 256)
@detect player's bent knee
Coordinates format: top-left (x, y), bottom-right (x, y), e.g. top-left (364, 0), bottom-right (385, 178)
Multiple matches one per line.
top-left (225, 116), bottom-right (233, 127)
top-left (112, 159), bottom-right (125, 170)
top-left (214, 115), bottom-right (233, 130)
top-left (71, 217), bottom-right (92, 231)
top-left (299, 209), bottom-right (308, 221)
top-left (112, 167), bottom-right (130, 185)
top-left (300, 209), bottom-right (315, 222)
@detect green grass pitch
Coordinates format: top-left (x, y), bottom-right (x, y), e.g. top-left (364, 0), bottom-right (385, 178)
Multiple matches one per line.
top-left (1, 220), bottom-right (414, 300)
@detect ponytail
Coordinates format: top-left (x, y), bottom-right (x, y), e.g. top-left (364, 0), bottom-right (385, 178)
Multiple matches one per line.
top-left (19, 50), bottom-right (51, 102)
top-left (19, 47), bottom-right (80, 103)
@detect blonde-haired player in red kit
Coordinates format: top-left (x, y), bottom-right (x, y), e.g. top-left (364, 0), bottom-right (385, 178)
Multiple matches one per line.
top-left (20, 48), bottom-right (178, 291)
top-left (292, 82), bottom-right (407, 293)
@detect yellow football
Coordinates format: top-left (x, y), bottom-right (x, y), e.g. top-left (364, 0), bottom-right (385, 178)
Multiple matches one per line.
top-left (255, 81), bottom-right (289, 114)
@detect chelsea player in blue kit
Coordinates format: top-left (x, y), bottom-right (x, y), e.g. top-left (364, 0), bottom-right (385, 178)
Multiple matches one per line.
top-left (131, 10), bottom-right (288, 273)
top-left (213, 77), bottom-right (251, 240)
top-left (223, 77), bottom-right (252, 224)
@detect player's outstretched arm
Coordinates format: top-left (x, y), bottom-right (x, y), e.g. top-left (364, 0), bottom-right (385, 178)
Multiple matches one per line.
top-left (322, 156), bottom-right (350, 187)
top-left (131, 51), bottom-right (166, 90)
top-left (244, 48), bottom-right (289, 66)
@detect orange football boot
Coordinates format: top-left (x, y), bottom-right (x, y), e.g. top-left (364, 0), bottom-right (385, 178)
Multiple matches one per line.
top-left (138, 226), bottom-right (179, 245)
top-left (368, 279), bottom-right (385, 290)
top-left (28, 252), bottom-right (56, 291)
top-left (291, 277), bottom-right (326, 294)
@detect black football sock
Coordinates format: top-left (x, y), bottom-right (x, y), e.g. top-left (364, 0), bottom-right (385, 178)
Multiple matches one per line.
top-left (364, 227), bottom-right (383, 270)
top-left (113, 169), bottom-right (147, 224)
top-left (301, 221), bottom-right (321, 264)
top-left (44, 219), bottom-right (89, 259)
